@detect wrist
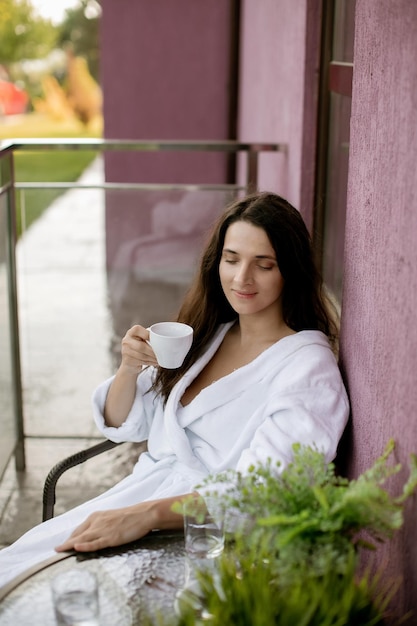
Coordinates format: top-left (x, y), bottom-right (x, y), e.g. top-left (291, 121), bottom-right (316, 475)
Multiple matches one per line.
top-left (147, 496), bottom-right (188, 531)
top-left (117, 362), bottom-right (141, 378)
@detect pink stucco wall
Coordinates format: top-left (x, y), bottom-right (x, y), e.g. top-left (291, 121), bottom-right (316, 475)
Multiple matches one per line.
top-left (237, 0), bottom-right (321, 226)
top-left (100, 0), bottom-right (234, 184)
top-left (340, 0), bottom-right (417, 617)
top-left (99, 0), bottom-right (237, 270)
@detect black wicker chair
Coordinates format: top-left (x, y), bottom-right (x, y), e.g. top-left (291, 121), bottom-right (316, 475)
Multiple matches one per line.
top-left (42, 440), bottom-right (123, 522)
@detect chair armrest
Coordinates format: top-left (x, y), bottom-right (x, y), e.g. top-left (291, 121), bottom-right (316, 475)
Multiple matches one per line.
top-left (42, 440), bottom-right (122, 522)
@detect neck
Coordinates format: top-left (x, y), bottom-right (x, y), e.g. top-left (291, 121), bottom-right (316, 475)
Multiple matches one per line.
top-left (234, 313), bottom-right (293, 346)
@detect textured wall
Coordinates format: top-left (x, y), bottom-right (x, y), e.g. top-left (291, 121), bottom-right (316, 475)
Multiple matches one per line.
top-left (340, 0), bottom-right (417, 618)
top-left (238, 0), bottom-right (320, 221)
top-left (100, 0), bottom-right (234, 184)
top-left (99, 0), bottom-right (237, 274)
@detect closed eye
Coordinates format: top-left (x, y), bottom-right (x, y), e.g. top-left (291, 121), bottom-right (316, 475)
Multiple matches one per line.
top-left (223, 257), bottom-right (274, 270)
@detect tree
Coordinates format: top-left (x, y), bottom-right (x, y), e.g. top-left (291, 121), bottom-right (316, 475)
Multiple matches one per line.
top-left (0, 0), bottom-right (58, 68)
top-left (58, 1), bottom-right (101, 83)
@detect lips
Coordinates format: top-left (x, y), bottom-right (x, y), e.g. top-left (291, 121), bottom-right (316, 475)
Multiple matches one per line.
top-left (233, 290), bottom-right (257, 298)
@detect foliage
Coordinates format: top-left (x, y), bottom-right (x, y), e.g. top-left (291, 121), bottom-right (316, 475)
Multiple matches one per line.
top-left (0, 0), bottom-right (58, 67)
top-left (32, 53), bottom-right (102, 127)
top-left (0, 0), bottom-right (100, 123)
top-left (168, 440), bottom-right (417, 625)
top-left (58, 0), bottom-right (101, 83)
top-left (174, 555), bottom-right (394, 626)
top-left (65, 53), bottom-right (102, 125)
top-left (205, 440), bottom-right (417, 580)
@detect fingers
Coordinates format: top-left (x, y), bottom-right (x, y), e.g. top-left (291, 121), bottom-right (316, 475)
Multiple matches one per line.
top-left (56, 534), bottom-right (109, 553)
top-left (126, 324), bottom-right (149, 342)
top-left (55, 517), bottom-right (96, 552)
top-left (55, 507), bottom-right (152, 555)
top-left (55, 512), bottom-right (113, 552)
top-left (121, 325), bottom-right (158, 369)
top-left (72, 538), bottom-right (108, 552)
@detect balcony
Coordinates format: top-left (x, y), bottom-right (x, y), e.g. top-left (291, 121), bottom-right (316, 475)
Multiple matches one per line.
top-left (0, 139), bottom-right (284, 544)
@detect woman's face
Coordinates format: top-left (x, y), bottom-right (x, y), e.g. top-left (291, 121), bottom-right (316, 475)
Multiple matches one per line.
top-left (219, 221), bottom-right (285, 318)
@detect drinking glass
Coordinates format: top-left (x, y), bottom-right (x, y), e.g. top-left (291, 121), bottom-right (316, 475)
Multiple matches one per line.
top-left (183, 496), bottom-right (225, 561)
top-left (51, 568), bottom-right (99, 626)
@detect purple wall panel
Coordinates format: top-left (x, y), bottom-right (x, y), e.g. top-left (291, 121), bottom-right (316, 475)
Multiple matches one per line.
top-left (341, 0), bottom-right (417, 617)
top-left (100, 0), bottom-right (234, 184)
top-left (99, 0), bottom-right (236, 273)
top-left (237, 0), bottom-right (306, 210)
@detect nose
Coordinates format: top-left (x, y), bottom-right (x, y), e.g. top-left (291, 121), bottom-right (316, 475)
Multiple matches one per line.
top-left (234, 263), bottom-right (253, 284)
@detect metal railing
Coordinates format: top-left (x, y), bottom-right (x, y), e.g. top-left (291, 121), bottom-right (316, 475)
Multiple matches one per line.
top-left (0, 138), bottom-right (285, 476)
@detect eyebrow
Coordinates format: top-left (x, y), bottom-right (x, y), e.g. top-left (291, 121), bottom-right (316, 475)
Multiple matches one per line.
top-left (223, 248), bottom-right (277, 261)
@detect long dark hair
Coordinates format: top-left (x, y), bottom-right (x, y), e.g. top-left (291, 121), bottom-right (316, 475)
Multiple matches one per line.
top-left (152, 191), bottom-right (337, 401)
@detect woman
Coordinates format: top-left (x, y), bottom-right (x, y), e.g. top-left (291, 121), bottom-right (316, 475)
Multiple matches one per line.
top-left (0, 192), bottom-right (349, 586)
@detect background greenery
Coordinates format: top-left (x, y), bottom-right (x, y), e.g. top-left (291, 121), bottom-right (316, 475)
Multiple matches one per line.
top-left (0, 0), bottom-right (100, 86)
top-left (0, 0), bottom-right (57, 68)
top-left (0, 0), bottom-right (102, 236)
top-left (0, 115), bottom-right (100, 236)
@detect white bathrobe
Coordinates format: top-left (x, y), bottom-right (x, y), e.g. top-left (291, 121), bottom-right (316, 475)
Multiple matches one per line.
top-left (0, 323), bottom-right (349, 588)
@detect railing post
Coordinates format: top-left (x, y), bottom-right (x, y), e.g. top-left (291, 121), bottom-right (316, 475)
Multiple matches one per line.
top-left (9, 153), bottom-right (25, 471)
top-left (0, 148), bottom-right (25, 475)
top-left (246, 149), bottom-right (259, 193)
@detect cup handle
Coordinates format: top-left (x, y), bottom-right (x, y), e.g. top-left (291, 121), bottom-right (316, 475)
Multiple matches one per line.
top-left (145, 327), bottom-right (151, 346)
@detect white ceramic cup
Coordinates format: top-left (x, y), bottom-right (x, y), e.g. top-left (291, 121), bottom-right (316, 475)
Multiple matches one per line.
top-left (147, 322), bottom-right (193, 369)
top-left (51, 568), bottom-right (99, 625)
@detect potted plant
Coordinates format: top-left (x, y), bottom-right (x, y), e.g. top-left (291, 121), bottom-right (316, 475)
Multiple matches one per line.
top-left (149, 440), bottom-right (417, 625)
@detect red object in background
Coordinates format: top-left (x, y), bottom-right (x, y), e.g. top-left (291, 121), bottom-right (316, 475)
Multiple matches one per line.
top-left (0, 80), bottom-right (29, 115)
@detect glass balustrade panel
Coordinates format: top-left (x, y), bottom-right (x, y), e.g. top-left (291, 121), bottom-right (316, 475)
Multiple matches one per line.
top-left (16, 170), bottom-right (238, 437)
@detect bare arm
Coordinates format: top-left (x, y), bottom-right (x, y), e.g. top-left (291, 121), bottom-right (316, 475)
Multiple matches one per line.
top-left (103, 325), bottom-right (158, 427)
top-left (54, 493), bottom-right (194, 553)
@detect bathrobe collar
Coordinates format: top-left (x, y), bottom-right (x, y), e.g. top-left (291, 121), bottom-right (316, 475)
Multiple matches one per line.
top-left (162, 322), bottom-right (330, 471)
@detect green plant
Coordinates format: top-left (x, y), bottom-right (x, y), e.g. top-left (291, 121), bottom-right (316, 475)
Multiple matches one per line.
top-left (175, 554), bottom-right (394, 626)
top-left (213, 440), bottom-right (417, 581)
top-left (167, 440), bottom-right (417, 625)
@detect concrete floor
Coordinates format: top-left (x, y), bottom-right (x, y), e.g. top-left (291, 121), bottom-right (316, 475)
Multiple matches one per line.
top-left (0, 437), bottom-right (142, 549)
top-left (0, 157), bottom-right (141, 550)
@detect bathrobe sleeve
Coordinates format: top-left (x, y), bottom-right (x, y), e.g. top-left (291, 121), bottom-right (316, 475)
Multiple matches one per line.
top-left (91, 366), bottom-right (158, 443)
top-left (90, 324), bottom-right (233, 448)
top-left (235, 339), bottom-right (349, 473)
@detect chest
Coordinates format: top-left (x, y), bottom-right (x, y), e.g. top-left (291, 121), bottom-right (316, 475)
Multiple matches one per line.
top-left (180, 337), bottom-right (271, 407)
top-left (180, 351), bottom-right (229, 405)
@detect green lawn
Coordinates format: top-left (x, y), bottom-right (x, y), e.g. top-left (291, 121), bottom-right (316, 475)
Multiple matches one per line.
top-left (13, 149), bottom-right (98, 236)
top-left (0, 113), bottom-right (102, 236)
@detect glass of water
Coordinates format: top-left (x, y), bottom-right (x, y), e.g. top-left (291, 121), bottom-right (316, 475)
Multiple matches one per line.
top-left (177, 496), bottom-right (225, 617)
top-left (51, 568), bottom-right (99, 626)
top-left (183, 496), bottom-right (225, 560)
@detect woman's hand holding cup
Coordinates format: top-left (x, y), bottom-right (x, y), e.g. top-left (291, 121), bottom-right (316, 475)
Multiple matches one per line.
top-left (120, 325), bottom-right (159, 373)
top-left (120, 322), bottom-right (194, 372)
